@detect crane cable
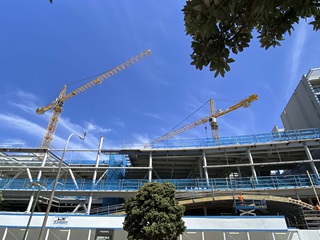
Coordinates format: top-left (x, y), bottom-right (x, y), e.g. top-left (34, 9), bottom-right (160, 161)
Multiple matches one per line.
top-left (66, 70), bottom-right (111, 87)
top-left (164, 99), bottom-right (211, 136)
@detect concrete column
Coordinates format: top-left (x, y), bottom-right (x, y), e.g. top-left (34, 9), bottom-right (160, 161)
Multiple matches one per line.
top-left (202, 151), bottom-right (209, 186)
top-left (203, 207), bottom-right (207, 216)
top-left (236, 165), bottom-right (241, 178)
top-left (247, 149), bottom-right (258, 182)
top-left (148, 152), bottom-right (153, 182)
top-left (304, 145), bottom-right (319, 176)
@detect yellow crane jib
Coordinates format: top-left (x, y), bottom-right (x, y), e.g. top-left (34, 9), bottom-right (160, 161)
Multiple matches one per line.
top-left (145, 94), bottom-right (258, 148)
top-left (37, 49), bottom-right (152, 149)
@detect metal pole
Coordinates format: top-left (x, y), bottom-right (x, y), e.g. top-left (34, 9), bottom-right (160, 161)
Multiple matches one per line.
top-left (23, 183), bottom-right (43, 240)
top-left (38, 132), bottom-right (86, 240)
top-left (148, 152), bottom-right (153, 182)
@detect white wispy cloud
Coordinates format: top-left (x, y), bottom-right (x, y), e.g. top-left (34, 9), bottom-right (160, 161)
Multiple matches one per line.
top-left (129, 133), bottom-right (150, 148)
top-left (1, 138), bottom-right (26, 147)
top-left (114, 120), bottom-right (125, 128)
top-left (219, 118), bottom-right (248, 136)
top-left (1, 89), bottom-right (108, 151)
top-left (6, 89), bottom-right (40, 114)
top-left (15, 90), bottom-right (39, 102)
top-left (141, 112), bottom-right (162, 120)
top-left (0, 113), bottom-right (45, 137)
top-left (86, 121), bottom-right (111, 133)
top-left (8, 101), bottom-right (37, 114)
top-left (219, 108), bottom-right (256, 136)
top-left (286, 22), bottom-right (308, 99)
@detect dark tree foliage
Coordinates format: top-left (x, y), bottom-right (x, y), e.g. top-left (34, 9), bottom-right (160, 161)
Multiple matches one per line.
top-left (123, 182), bottom-right (186, 240)
top-left (182, 0), bottom-right (320, 77)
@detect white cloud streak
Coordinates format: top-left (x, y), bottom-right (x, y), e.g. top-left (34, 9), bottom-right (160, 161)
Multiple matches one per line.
top-left (86, 121), bottom-right (111, 133)
top-left (1, 138), bottom-right (26, 147)
top-left (286, 22), bottom-right (308, 99)
top-left (141, 112), bottom-right (162, 120)
top-left (0, 113), bottom-right (45, 138)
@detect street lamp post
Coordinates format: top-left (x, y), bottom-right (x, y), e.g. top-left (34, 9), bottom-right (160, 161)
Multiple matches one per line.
top-left (23, 182), bottom-right (46, 240)
top-left (38, 132), bottom-right (86, 240)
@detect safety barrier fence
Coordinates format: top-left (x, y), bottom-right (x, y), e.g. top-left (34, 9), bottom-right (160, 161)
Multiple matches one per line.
top-left (150, 128), bottom-right (320, 148)
top-left (0, 174), bottom-right (318, 192)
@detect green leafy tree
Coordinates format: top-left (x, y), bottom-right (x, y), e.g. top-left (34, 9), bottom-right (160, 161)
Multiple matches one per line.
top-left (182, 0), bottom-right (320, 77)
top-left (123, 182), bottom-right (186, 240)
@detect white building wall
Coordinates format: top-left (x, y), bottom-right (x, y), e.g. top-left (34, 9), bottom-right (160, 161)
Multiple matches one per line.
top-left (0, 213), bottom-right (319, 240)
top-left (281, 68), bottom-right (320, 130)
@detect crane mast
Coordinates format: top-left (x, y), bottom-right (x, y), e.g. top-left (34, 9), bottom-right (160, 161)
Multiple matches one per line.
top-left (37, 50), bottom-right (151, 149)
top-left (145, 94), bottom-right (258, 148)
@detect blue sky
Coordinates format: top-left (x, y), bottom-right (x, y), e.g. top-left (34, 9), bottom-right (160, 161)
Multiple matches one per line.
top-left (0, 1), bottom-right (320, 152)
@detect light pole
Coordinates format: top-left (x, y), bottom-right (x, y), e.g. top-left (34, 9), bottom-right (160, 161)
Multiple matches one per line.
top-left (38, 132), bottom-right (86, 240)
top-left (23, 182), bottom-right (46, 240)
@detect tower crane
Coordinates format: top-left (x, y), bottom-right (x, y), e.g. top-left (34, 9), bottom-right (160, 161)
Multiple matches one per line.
top-left (145, 94), bottom-right (258, 148)
top-left (37, 49), bottom-right (151, 149)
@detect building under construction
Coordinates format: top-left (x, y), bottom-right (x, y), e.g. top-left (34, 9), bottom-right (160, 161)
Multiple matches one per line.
top-left (0, 68), bottom-right (320, 240)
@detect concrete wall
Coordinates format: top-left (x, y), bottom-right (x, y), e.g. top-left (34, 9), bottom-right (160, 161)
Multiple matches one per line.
top-left (281, 74), bottom-right (320, 131)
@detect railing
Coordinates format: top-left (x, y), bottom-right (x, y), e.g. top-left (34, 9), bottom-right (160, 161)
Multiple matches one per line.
top-left (150, 128), bottom-right (320, 149)
top-left (86, 204), bottom-right (125, 215)
top-left (0, 174), bottom-right (319, 193)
